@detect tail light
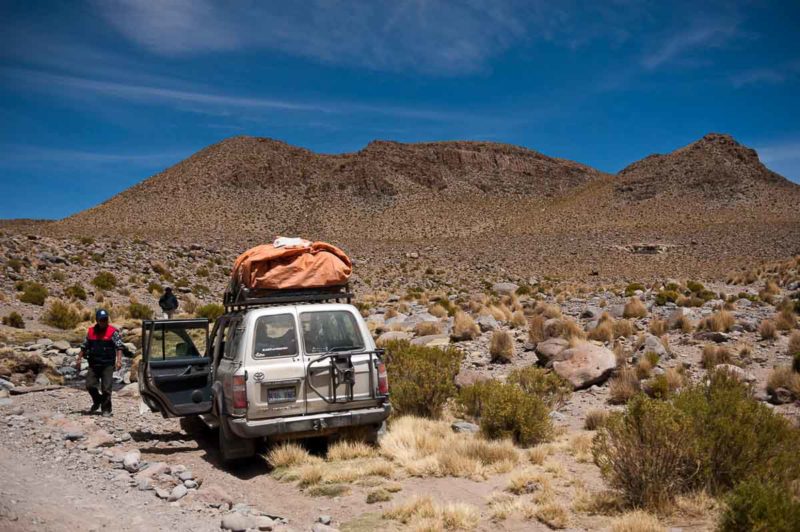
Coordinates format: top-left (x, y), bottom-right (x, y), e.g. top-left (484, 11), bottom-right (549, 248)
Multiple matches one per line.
top-left (232, 374), bottom-right (247, 412)
top-left (377, 361), bottom-right (389, 395)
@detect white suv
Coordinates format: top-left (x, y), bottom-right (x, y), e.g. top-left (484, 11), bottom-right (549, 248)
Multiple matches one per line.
top-left (138, 291), bottom-right (390, 462)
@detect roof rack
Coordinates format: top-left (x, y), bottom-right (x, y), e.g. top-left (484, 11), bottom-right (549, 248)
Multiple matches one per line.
top-left (223, 283), bottom-right (353, 312)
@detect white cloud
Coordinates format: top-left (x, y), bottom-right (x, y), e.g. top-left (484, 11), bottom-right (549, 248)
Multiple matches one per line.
top-left (92, 0), bottom-right (647, 75)
top-left (730, 60), bottom-right (800, 87)
top-left (641, 19), bottom-right (741, 70)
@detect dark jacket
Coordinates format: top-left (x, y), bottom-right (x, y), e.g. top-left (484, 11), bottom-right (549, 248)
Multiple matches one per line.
top-left (81, 325), bottom-right (123, 366)
top-left (159, 292), bottom-right (179, 311)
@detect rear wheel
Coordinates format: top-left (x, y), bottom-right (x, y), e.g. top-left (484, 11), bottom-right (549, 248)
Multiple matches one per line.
top-left (218, 415), bottom-right (256, 463)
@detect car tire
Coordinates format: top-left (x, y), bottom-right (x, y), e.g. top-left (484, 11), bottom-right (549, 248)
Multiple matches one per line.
top-left (218, 415), bottom-right (256, 463)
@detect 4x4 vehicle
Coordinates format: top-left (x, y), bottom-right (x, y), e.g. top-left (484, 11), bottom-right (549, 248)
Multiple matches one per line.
top-left (138, 286), bottom-right (390, 462)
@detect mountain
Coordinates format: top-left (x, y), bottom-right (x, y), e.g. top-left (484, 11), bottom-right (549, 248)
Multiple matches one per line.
top-left (615, 133), bottom-right (794, 202)
top-left (20, 133), bottom-right (800, 282)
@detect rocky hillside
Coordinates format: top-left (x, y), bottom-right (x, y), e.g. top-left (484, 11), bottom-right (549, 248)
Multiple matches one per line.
top-left (5, 133), bottom-right (799, 283)
top-left (615, 133), bottom-right (794, 202)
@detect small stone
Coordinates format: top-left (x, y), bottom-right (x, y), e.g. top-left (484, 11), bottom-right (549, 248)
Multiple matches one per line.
top-left (221, 513), bottom-right (254, 531)
top-left (137, 478), bottom-right (152, 491)
top-left (123, 450), bottom-right (141, 472)
top-left (184, 479), bottom-right (198, 489)
top-left (451, 421), bottom-right (479, 434)
top-left (177, 470), bottom-right (193, 481)
top-left (168, 484), bottom-right (188, 501)
top-left (155, 488), bottom-right (170, 499)
top-left (318, 515), bottom-right (332, 525)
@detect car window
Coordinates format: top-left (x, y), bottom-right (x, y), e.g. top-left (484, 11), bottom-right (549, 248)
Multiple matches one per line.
top-left (224, 320), bottom-right (243, 360)
top-left (253, 314), bottom-right (298, 358)
top-left (149, 328), bottom-right (205, 360)
top-left (300, 310), bottom-right (365, 354)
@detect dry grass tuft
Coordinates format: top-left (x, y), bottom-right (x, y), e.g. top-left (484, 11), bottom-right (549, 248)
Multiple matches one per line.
top-left (535, 502), bottom-right (569, 529)
top-left (414, 321), bottom-right (442, 336)
top-left (589, 319), bottom-right (615, 343)
top-left (528, 315), bottom-right (546, 344)
top-left (489, 330), bottom-right (514, 363)
top-left (452, 311), bottom-right (480, 341)
top-left (613, 319), bottom-right (635, 338)
top-left (648, 319), bottom-right (668, 336)
top-left (758, 319), bottom-right (777, 340)
top-left (569, 433), bottom-right (594, 463)
top-left (623, 298), bottom-right (648, 319)
top-left (609, 366), bottom-right (641, 404)
top-left (702, 310), bottom-right (735, 333)
top-left (610, 510), bottom-right (666, 532)
top-left (673, 490), bottom-right (718, 518)
top-left (701, 344), bottom-right (731, 369)
top-left (266, 442), bottom-right (321, 468)
top-left (573, 487), bottom-right (625, 515)
top-left (380, 416), bottom-right (520, 479)
top-left (673, 314), bottom-right (694, 333)
top-left (766, 367), bottom-right (800, 398)
top-left (584, 409), bottom-right (610, 430)
top-left (327, 440), bottom-right (378, 461)
top-left (383, 496), bottom-right (480, 531)
top-left (775, 307), bottom-right (797, 331)
top-left (510, 310), bottom-right (527, 328)
top-left (636, 357), bottom-right (654, 380)
top-left (527, 445), bottom-right (549, 465)
top-left (788, 330), bottom-right (800, 356)
top-left (428, 303), bottom-right (448, 318)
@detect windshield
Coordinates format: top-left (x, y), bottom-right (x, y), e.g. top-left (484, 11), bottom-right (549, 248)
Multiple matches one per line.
top-left (253, 314), bottom-right (298, 358)
top-left (300, 310), bottom-right (365, 354)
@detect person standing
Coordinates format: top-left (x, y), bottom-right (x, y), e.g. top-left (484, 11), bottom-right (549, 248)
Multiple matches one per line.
top-left (75, 309), bottom-right (124, 416)
top-left (158, 286), bottom-right (179, 319)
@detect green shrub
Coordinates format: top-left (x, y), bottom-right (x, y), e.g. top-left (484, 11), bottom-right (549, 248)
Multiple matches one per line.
top-left (196, 303), bottom-right (224, 321)
top-left (458, 380), bottom-right (553, 446)
top-left (79, 236), bottom-right (94, 245)
top-left (506, 366), bottom-right (572, 408)
top-left (147, 281), bottom-right (162, 295)
top-left (42, 300), bottom-right (82, 330)
top-left (196, 266), bottom-right (209, 277)
top-left (51, 271), bottom-right (66, 282)
top-left (175, 276), bottom-right (189, 288)
top-left (7, 258), bottom-right (23, 272)
top-left (655, 290), bottom-right (680, 306)
top-left (624, 283), bottom-right (645, 297)
top-left (515, 284), bottom-right (532, 296)
top-left (593, 395), bottom-right (702, 510)
top-left (127, 302), bottom-right (153, 320)
top-left (686, 280), bottom-right (705, 294)
top-left (719, 480), bottom-right (800, 532)
top-left (193, 284), bottom-right (210, 297)
top-left (18, 281), bottom-right (48, 305)
top-left (65, 283), bottom-right (87, 300)
top-left (383, 340), bottom-right (462, 418)
top-left (2, 312), bottom-right (24, 328)
top-left (92, 271), bottom-right (117, 290)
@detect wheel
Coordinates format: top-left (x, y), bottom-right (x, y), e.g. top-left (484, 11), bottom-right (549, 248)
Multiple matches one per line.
top-left (179, 415), bottom-right (209, 436)
top-left (218, 415), bottom-right (256, 463)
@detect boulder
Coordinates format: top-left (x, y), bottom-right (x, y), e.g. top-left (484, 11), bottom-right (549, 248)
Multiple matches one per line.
top-left (581, 307), bottom-right (602, 320)
top-left (693, 331), bottom-right (730, 343)
top-left (492, 282), bottom-right (519, 295)
top-left (475, 315), bottom-right (498, 332)
top-left (552, 341), bottom-right (617, 389)
top-left (535, 338), bottom-right (569, 364)
top-left (376, 331), bottom-right (412, 347)
top-left (451, 421), bottom-right (480, 434)
top-left (607, 304), bottom-right (626, 319)
top-left (52, 340), bottom-right (71, 351)
top-left (117, 383), bottom-right (140, 398)
top-left (768, 387), bottom-right (794, 405)
top-left (135, 461), bottom-right (171, 482)
top-left (220, 513), bottom-right (275, 532)
top-left (410, 335), bottom-right (450, 348)
top-left (168, 484), bottom-right (188, 501)
top-left (713, 364), bottom-right (755, 383)
top-left (454, 369), bottom-right (490, 389)
top-left (85, 429), bottom-right (115, 449)
top-left (191, 484), bottom-right (234, 508)
top-left (636, 334), bottom-right (668, 359)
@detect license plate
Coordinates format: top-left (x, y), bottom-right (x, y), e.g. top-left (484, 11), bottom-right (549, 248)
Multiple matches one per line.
top-left (267, 386), bottom-right (296, 403)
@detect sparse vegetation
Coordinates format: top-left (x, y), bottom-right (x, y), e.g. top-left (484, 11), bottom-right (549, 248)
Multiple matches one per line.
top-left (701, 344), bottom-right (732, 369)
top-left (451, 311), bottom-right (479, 341)
top-left (758, 319), bottom-right (777, 340)
top-left (700, 310), bottom-right (735, 333)
top-left (623, 297), bottom-right (647, 319)
top-left (2, 311), bottom-right (24, 329)
top-left (126, 301), bottom-right (153, 320)
top-left (18, 281), bottom-right (48, 306)
top-left (196, 303), bottom-right (224, 321)
top-left (719, 479), bottom-right (800, 532)
top-left (584, 408), bottom-right (609, 430)
top-left (383, 341), bottom-right (462, 418)
top-left (42, 300), bottom-right (82, 330)
top-left (489, 330), bottom-right (514, 363)
top-left (64, 283), bottom-right (87, 300)
top-left (624, 283), bottom-right (645, 297)
top-left (609, 366), bottom-right (641, 404)
top-left (507, 366), bottom-right (572, 408)
top-left (92, 271), bottom-right (117, 290)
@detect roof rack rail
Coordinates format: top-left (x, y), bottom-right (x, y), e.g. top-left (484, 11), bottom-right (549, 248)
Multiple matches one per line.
top-left (223, 283), bottom-right (353, 312)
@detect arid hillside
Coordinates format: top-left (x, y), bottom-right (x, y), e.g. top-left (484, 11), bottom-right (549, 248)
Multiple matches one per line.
top-left (10, 133), bottom-right (800, 283)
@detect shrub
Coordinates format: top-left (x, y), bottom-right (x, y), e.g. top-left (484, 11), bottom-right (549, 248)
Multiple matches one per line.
top-left (7, 258), bottom-right (23, 272)
top-left (2, 312), bottom-right (24, 329)
top-left (510, 310), bottom-right (527, 328)
top-left (42, 300), bottom-right (82, 330)
top-left (92, 271), bottom-right (117, 290)
top-left (196, 266), bottom-right (209, 277)
top-left (458, 381), bottom-right (553, 446)
top-left (147, 281), bottom-right (162, 295)
top-left (775, 308), bottom-right (797, 331)
top-left (65, 283), bottom-right (87, 300)
top-left (18, 281), bottom-right (48, 305)
top-left (428, 303), bottom-right (447, 318)
top-left (766, 367), bottom-right (800, 399)
top-left (196, 303), bottom-right (224, 321)
top-left (127, 301), bottom-right (153, 320)
top-left (719, 479), bottom-right (800, 532)
top-left (193, 284), bottom-right (210, 296)
top-left (594, 394), bottom-right (702, 510)
top-left (624, 283), bottom-right (646, 297)
top-left (758, 319), bottom-right (776, 340)
top-left (489, 330), bottom-right (514, 363)
top-left (383, 341), bottom-right (462, 418)
top-left (686, 280), bottom-right (705, 294)
top-left (623, 298), bottom-right (647, 319)
top-left (613, 319), bottom-right (635, 338)
top-left (589, 318), bottom-right (614, 343)
top-left (609, 366), bottom-right (641, 404)
top-left (655, 290), bottom-right (680, 306)
top-left (507, 366), bottom-right (572, 408)
top-left (451, 311), bottom-right (479, 341)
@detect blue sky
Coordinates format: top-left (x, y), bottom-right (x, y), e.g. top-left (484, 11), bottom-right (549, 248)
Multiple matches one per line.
top-left (1, 0), bottom-right (799, 219)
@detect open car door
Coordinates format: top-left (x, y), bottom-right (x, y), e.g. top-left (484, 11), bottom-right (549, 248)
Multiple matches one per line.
top-left (139, 319), bottom-right (213, 417)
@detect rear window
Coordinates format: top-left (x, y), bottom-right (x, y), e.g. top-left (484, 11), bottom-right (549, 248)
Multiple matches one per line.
top-left (253, 314), bottom-right (298, 358)
top-left (300, 310), bottom-right (365, 354)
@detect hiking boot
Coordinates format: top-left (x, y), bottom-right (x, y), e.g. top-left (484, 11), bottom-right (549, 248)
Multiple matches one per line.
top-left (90, 402), bottom-right (101, 413)
top-left (102, 410), bottom-right (112, 417)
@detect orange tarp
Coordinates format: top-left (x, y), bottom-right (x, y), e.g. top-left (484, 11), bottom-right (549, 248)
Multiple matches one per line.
top-left (231, 238), bottom-right (352, 290)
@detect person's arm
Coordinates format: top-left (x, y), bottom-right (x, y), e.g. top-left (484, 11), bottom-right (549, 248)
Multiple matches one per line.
top-left (115, 349), bottom-right (123, 370)
top-left (75, 336), bottom-right (87, 371)
top-left (112, 331), bottom-right (124, 370)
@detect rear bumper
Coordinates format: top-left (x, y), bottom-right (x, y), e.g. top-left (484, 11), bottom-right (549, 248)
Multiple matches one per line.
top-left (228, 403), bottom-right (391, 439)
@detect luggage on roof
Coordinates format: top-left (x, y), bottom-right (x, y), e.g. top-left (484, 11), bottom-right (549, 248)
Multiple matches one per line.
top-left (230, 237), bottom-right (352, 292)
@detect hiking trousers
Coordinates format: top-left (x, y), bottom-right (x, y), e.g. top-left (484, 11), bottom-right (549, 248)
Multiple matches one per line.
top-left (86, 364), bottom-right (114, 412)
